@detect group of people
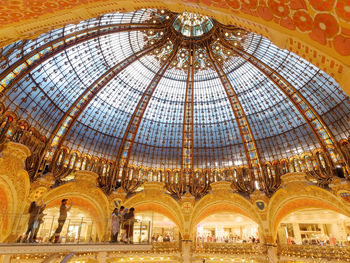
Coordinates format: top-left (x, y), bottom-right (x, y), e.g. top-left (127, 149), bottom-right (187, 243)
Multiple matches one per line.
top-left (151, 234), bottom-right (173, 242)
top-left (21, 200), bottom-right (46, 243)
top-left (21, 199), bottom-right (137, 244)
top-left (111, 206), bottom-right (137, 244)
top-left (19, 198), bottom-right (73, 243)
top-left (196, 234), bottom-right (260, 244)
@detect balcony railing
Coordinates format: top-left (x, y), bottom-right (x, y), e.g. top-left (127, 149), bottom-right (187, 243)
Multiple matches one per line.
top-left (151, 241), bottom-right (180, 253)
top-left (278, 244), bottom-right (350, 261)
top-left (193, 242), bottom-right (267, 256)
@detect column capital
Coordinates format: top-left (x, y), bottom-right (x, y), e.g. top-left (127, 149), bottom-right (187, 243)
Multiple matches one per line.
top-left (74, 170), bottom-right (99, 186)
top-left (280, 172), bottom-right (308, 186)
top-left (210, 181), bottom-right (232, 194)
top-left (1, 142), bottom-right (31, 162)
top-left (143, 181), bottom-right (165, 192)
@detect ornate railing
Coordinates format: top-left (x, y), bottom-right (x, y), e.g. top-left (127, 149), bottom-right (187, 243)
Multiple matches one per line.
top-left (151, 241), bottom-right (180, 253)
top-left (278, 244), bottom-right (350, 261)
top-left (193, 242), bottom-right (267, 256)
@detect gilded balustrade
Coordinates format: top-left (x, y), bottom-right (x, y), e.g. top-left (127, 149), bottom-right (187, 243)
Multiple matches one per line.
top-left (151, 241), bottom-right (180, 253)
top-left (193, 242), bottom-right (267, 256)
top-left (278, 244), bottom-right (350, 262)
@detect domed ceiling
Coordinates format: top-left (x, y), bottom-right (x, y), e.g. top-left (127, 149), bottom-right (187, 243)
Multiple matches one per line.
top-left (0, 9), bottom-right (349, 173)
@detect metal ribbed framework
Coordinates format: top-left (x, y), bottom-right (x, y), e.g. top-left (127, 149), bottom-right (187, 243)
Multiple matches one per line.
top-left (0, 9), bottom-right (349, 195)
top-left (207, 45), bottom-right (263, 192)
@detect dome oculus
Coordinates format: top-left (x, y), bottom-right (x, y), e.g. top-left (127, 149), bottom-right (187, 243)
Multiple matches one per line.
top-left (173, 12), bottom-right (214, 37)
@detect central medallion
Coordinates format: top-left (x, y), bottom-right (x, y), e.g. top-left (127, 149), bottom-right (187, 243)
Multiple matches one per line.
top-left (172, 12), bottom-right (214, 37)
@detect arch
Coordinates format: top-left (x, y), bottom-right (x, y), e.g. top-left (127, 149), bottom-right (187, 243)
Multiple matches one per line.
top-left (42, 182), bottom-right (110, 238)
top-left (193, 202), bottom-right (259, 227)
top-left (0, 1), bottom-right (348, 96)
top-left (124, 191), bottom-right (185, 236)
top-left (133, 203), bottom-right (180, 229)
top-left (190, 191), bottom-right (263, 240)
top-left (268, 182), bottom-right (350, 241)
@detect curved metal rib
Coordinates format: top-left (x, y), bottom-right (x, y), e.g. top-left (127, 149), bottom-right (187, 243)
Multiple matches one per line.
top-left (0, 23), bottom-right (166, 96)
top-left (224, 42), bottom-right (350, 177)
top-left (182, 45), bottom-right (194, 171)
top-left (47, 37), bottom-right (169, 175)
top-left (111, 41), bottom-right (180, 193)
top-left (206, 44), bottom-right (263, 193)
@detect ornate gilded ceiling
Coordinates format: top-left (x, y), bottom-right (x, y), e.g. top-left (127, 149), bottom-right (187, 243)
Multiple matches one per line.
top-left (0, 0), bottom-right (349, 98)
top-left (0, 9), bottom-right (349, 175)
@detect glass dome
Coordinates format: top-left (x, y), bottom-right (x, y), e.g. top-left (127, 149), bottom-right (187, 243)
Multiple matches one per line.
top-left (0, 9), bottom-right (349, 192)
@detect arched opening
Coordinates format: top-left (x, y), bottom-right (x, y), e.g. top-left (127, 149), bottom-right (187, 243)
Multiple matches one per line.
top-left (15, 196), bottom-right (106, 243)
top-left (135, 211), bottom-right (179, 243)
top-left (132, 203), bottom-right (183, 242)
top-left (35, 205), bottom-right (99, 243)
top-left (277, 208), bottom-right (350, 246)
top-left (195, 212), bottom-right (260, 244)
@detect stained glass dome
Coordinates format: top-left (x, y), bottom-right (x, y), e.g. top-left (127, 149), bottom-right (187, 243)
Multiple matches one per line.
top-left (0, 9), bottom-right (349, 193)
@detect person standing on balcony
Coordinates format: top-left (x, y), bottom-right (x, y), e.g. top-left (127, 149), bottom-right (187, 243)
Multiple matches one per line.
top-left (51, 199), bottom-right (73, 243)
top-left (123, 207), bottom-right (136, 244)
top-left (120, 207), bottom-right (128, 243)
top-left (23, 201), bottom-right (44, 242)
top-left (111, 208), bottom-right (121, 243)
top-left (32, 204), bottom-right (46, 242)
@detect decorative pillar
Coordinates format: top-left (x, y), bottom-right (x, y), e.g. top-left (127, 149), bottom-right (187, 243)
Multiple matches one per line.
top-left (179, 192), bottom-right (195, 240)
top-left (0, 142), bottom-right (31, 169)
top-left (181, 239), bottom-right (192, 263)
top-left (292, 223), bottom-right (301, 244)
top-left (0, 142), bottom-right (31, 242)
top-left (74, 170), bottom-right (99, 186)
top-left (266, 245), bottom-right (278, 263)
top-left (96, 252), bottom-right (107, 263)
top-left (0, 255), bottom-right (11, 263)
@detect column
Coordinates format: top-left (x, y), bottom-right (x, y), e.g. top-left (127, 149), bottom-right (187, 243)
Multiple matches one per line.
top-left (181, 240), bottom-right (192, 263)
top-left (264, 234), bottom-right (278, 263)
top-left (0, 142), bottom-right (31, 242)
top-left (267, 245), bottom-right (278, 263)
top-left (292, 223), bottom-right (301, 244)
top-left (97, 252), bottom-right (107, 263)
top-left (0, 255), bottom-right (11, 263)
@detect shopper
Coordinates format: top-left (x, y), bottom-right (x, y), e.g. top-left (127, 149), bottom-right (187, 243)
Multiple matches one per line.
top-left (123, 207), bottom-right (136, 244)
top-left (23, 201), bottom-right (41, 242)
top-left (32, 204), bottom-right (46, 242)
top-left (51, 199), bottom-right (73, 243)
top-left (111, 208), bottom-right (121, 243)
top-left (120, 207), bottom-right (128, 243)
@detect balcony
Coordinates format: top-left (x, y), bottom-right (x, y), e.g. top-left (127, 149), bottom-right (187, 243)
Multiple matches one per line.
top-left (193, 242), bottom-right (267, 261)
top-left (278, 244), bottom-right (350, 262)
